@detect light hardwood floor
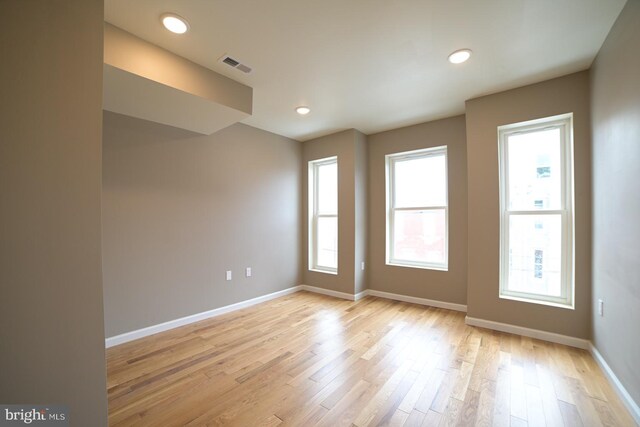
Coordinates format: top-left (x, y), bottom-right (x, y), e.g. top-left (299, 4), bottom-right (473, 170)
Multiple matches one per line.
top-left (107, 291), bottom-right (635, 426)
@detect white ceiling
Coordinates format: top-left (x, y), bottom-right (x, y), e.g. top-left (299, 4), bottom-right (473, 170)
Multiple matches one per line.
top-left (105, 0), bottom-right (626, 141)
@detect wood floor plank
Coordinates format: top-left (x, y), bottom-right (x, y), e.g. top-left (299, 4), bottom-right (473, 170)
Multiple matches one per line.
top-left (414, 368), bottom-right (447, 413)
top-left (492, 368), bottom-right (511, 426)
top-left (474, 379), bottom-right (496, 427)
top-left (422, 410), bottom-right (442, 426)
top-left (511, 415), bottom-right (528, 427)
top-left (105, 292), bottom-right (634, 426)
top-left (430, 367), bottom-right (458, 414)
top-left (403, 409), bottom-right (425, 427)
top-left (535, 365), bottom-right (564, 427)
top-left (360, 369), bottom-right (419, 427)
top-left (558, 400), bottom-right (584, 427)
top-left (316, 379), bottom-right (372, 427)
top-left (510, 364), bottom-right (528, 421)
top-left (386, 409), bottom-right (411, 427)
top-left (456, 388), bottom-right (480, 426)
top-left (450, 361), bottom-right (474, 401)
top-left (256, 414), bottom-right (283, 427)
top-left (398, 354), bottom-right (441, 413)
top-left (565, 377), bottom-right (605, 427)
top-left (524, 384), bottom-right (545, 427)
top-left (438, 396), bottom-right (464, 426)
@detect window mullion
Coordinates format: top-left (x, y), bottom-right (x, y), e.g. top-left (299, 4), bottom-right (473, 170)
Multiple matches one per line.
top-left (393, 206), bottom-right (447, 211)
top-left (506, 210), bottom-right (565, 216)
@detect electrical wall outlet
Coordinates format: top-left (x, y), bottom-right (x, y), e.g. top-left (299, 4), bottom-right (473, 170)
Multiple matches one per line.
top-left (246, 267), bottom-right (252, 277)
top-left (598, 299), bottom-right (604, 316)
top-left (226, 270), bottom-right (232, 281)
top-left (361, 261), bottom-right (365, 271)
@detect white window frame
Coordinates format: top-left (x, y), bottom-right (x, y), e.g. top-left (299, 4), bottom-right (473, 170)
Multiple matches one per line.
top-left (385, 146), bottom-right (449, 271)
top-left (308, 156), bottom-right (338, 274)
top-left (498, 113), bottom-right (575, 309)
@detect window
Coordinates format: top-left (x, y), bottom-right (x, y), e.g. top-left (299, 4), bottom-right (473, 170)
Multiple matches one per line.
top-left (386, 146), bottom-right (448, 270)
top-left (498, 114), bottom-right (574, 308)
top-left (309, 157), bottom-right (338, 273)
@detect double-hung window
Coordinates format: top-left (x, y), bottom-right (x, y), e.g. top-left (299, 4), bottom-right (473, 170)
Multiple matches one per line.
top-left (309, 157), bottom-right (338, 273)
top-left (498, 114), bottom-right (575, 308)
top-left (386, 146), bottom-right (448, 270)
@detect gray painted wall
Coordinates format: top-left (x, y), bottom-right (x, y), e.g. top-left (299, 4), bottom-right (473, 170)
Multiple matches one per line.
top-left (0, 1), bottom-right (108, 424)
top-left (367, 116), bottom-right (468, 304)
top-left (591, 0), bottom-right (640, 407)
top-left (102, 113), bottom-right (302, 337)
top-left (465, 72), bottom-right (592, 339)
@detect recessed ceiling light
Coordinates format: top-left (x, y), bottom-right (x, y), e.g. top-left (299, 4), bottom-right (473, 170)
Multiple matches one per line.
top-left (296, 106), bottom-right (311, 115)
top-left (448, 49), bottom-right (472, 64)
top-left (161, 13), bottom-right (189, 34)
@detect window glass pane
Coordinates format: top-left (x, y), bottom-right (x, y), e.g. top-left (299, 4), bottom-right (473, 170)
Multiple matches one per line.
top-left (507, 214), bottom-right (562, 297)
top-left (507, 128), bottom-right (562, 211)
top-left (317, 162), bottom-right (337, 214)
top-left (317, 216), bottom-right (337, 269)
top-left (393, 209), bottom-right (446, 265)
top-left (394, 154), bottom-right (446, 208)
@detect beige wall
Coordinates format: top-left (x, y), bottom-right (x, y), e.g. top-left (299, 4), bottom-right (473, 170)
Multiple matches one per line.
top-left (103, 23), bottom-right (251, 135)
top-left (465, 71), bottom-right (592, 338)
top-left (0, 0), bottom-right (108, 424)
top-left (591, 0), bottom-right (640, 406)
top-left (367, 116), bottom-right (468, 303)
top-left (104, 23), bottom-right (252, 114)
top-left (302, 130), bottom-right (366, 295)
top-left (102, 113), bottom-right (301, 337)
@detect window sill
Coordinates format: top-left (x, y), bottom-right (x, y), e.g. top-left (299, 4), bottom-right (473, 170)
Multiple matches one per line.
top-left (499, 293), bottom-right (574, 310)
top-left (309, 268), bottom-right (338, 276)
top-left (386, 261), bottom-right (448, 272)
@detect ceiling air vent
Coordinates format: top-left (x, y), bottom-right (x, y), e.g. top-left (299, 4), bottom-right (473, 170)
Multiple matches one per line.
top-left (219, 54), bottom-right (252, 74)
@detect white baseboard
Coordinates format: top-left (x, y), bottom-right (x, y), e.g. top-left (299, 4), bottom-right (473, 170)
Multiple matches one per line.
top-left (354, 290), bottom-right (368, 301)
top-left (299, 284), bottom-right (357, 301)
top-left (590, 344), bottom-right (640, 425)
top-left (366, 289), bottom-right (467, 312)
top-left (465, 316), bottom-right (590, 349)
top-left (105, 285), bottom-right (302, 348)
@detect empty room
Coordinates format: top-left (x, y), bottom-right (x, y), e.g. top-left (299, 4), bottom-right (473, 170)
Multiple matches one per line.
top-left (1, 0), bottom-right (639, 426)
